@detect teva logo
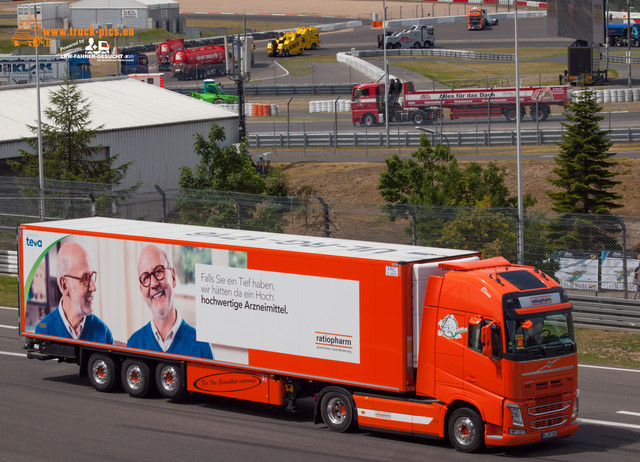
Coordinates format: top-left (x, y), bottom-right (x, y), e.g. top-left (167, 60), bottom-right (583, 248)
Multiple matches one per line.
top-left (26, 237), bottom-right (42, 248)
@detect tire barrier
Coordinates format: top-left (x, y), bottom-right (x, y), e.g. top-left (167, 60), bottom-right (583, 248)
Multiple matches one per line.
top-left (308, 100), bottom-right (351, 113)
top-left (217, 103), bottom-right (279, 116)
top-left (574, 88), bottom-right (640, 103)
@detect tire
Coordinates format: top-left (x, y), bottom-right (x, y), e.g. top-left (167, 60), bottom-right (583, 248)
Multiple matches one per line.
top-left (503, 107), bottom-right (517, 122)
top-left (424, 41), bottom-right (432, 48)
top-left (361, 113), bottom-right (376, 127)
top-left (88, 353), bottom-right (119, 393)
top-left (311, 43), bottom-right (317, 50)
top-left (530, 106), bottom-right (549, 122)
top-left (413, 42), bottom-right (422, 49)
top-left (214, 99), bottom-right (224, 104)
top-left (386, 42), bottom-right (393, 49)
top-left (393, 43), bottom-right (402, 49)
top-left (156, 362), bottom-right (187, 401)
top-left (412, 111), bottom-right (427, 125)
top-left (320, 390), bottom-right (356, 433)
top-left (448, 407), bottom-right (484, 453)
top-left (121, 359), bottom-right (153, 398)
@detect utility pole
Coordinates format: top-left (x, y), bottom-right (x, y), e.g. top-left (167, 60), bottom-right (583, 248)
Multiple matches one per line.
top-left (225, 15), bottom-right (252, 140)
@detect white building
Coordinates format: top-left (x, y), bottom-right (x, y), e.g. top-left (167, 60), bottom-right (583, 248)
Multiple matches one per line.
top-left (17, 2), bottom-right (70, 29)
top-left (70, 0), bottom-right (180, 32)
top-left (0, 77), bottom-right (239, 193)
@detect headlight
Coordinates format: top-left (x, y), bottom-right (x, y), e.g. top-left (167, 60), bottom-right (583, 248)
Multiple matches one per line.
top-left (506, 402), bottom-right (524, 427)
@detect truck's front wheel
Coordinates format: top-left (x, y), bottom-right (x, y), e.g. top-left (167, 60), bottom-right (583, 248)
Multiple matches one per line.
top-left (448, 407), bottom-right (485, 453)
top-left (88, 353), bottom-right (119, 393)
top-left (411, 111), bottom-right (428, 125)
top-left (320, 389), bottom-right (357, 433)
top-left (156, 362), bottom-right (187, 401)
top-left (362, 113), bottom-right (376, 127)
top-left (122, 359), bottom-right (153, 398)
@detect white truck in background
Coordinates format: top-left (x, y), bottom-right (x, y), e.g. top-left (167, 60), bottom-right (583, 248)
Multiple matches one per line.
top-left (378, 25), bottom-right (435, 49)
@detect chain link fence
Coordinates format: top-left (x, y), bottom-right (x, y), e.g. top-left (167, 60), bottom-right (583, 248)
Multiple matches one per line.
top-left (2, 176), bottom-right (640, 298)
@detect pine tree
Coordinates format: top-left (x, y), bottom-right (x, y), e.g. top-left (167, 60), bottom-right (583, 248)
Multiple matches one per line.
top-left (547, 87), bottom-right (621, 214)
top-left (546, 87), bottom-right (622, 252)
top-left (9, 78), bottom-right (132, 185)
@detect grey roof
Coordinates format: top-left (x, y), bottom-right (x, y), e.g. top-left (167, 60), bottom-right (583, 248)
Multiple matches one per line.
top-left (0, 78), bottom-right (237, 143)
top-left (71, 0), bottom-right (178, 9)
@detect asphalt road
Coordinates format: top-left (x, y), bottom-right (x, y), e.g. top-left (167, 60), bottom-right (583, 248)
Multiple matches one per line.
top-left (2, 304), bottom-right (640, 461)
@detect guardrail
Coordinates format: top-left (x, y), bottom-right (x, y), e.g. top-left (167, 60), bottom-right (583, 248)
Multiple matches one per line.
top-left (248, 127), bottom-right (640, 148)
top-left (0, 249), bottom-right (17, 277)
top-left (352, 48), bottom-right (515, 61)
top-left (570, 294), bottom-right (640, 332)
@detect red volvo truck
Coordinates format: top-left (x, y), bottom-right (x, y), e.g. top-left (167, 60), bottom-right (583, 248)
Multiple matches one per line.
top-left (351, 80), bottom-right (570, 126)
top-left (19, 217), bottom-right (578, 452)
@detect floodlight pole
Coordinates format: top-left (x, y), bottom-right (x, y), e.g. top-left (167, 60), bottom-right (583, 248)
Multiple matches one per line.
top-left (383, 0), bottom-right (390, 147)
top-left (36, 43), bottom-right (44, 221)
top-left (628, 0), bottom-right (632, 88)
top-left (515, 1), bottom-right (524, 264)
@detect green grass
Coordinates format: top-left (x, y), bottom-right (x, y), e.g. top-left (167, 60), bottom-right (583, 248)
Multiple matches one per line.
top-left (1, 275), bottom-right (637, 368)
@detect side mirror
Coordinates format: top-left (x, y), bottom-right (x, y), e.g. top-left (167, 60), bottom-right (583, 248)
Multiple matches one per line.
top-left (481, 321), bottom-right (495, 358)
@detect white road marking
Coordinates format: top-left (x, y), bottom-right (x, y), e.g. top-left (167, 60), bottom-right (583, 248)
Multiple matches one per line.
top-left (617, 411), bottom-right (640, 417)
top-left (0, 324), bottom-right (17, 329)
top-left (579, 418), bottom-right (640, 430)
top-left (0, 351), bottom-right (25, 357)
top-left (579, 364), bottom-right (640, 373)
top-left (0, 306), bottom-right (18, 311)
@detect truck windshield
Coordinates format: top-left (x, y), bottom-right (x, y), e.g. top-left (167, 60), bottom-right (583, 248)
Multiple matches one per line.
top-left (504, 312), bottom-right (576, 360)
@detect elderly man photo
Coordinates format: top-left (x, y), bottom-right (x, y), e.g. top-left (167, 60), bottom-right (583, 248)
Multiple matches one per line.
top-left (36, 242), bottom-right (113, 343)
top-left (127, 244), bottom-right (214, 359)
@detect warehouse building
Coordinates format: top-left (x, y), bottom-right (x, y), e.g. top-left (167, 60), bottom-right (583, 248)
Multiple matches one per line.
top-left (0, 77), bottom-right (239, 196)
top-left (70, 0), bottom-right (180, 32)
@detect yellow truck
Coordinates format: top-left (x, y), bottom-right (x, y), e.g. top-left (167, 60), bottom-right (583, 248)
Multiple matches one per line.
top-left (267, 31), bottom-right (304, 57)
top-left (296, 27), bottom-right (320, 50)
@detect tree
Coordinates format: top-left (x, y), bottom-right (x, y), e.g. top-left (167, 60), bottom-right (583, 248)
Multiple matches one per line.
top-left (178, 124), bottom-right (290, 230)
top-left (546, 87), bottom-right (622, 252)
top-left (8, 78), bottom-right (134, 216)
top-left (9, 78), bottom-right (131, 185)
top-left (547, 88), bottom-right (621, 215)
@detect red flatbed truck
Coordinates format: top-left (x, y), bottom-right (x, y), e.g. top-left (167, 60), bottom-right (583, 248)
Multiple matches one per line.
top-left (19, 217), bottom-right (578, 452)
top-left (351, 80), bottom-right (570, 126)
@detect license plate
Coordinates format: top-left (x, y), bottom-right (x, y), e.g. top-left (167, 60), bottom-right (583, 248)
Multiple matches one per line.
top-left (541, 430), bottom-right (558, 439)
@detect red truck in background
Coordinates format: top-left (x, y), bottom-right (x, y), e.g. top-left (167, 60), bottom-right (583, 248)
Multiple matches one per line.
top-left (351, 80), bottom-right (570, 126)
top-left (20, 217), bottom-right (578, 452)
top-left (172, 45), bottom-right (226, 80)
top-left (155, 38), bottom-right (184, 71)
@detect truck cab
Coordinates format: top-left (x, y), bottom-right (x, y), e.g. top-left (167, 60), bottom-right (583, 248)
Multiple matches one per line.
top-left (467, 7), bottom-right (486, 30)
top-left (190, 79), bottom-right (238, 104)
top-left (296, 27), bottom-right (320, 50)
top-left (415, 258), bottom-right (578, 450)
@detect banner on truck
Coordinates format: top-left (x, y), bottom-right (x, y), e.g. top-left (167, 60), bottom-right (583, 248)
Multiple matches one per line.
top-left (21, 232), bottom-right (360, 366)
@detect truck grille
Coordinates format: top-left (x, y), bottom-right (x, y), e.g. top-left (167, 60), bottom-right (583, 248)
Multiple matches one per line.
top-left (528, 400), bottom-right (571, 416)
top-left (530, 415), bottom-right (568, 430)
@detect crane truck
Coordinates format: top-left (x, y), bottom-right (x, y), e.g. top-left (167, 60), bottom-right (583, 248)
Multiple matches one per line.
top-left (20, 217), bottom-right (578, 453)
top-left (351, 80), bottom-right (570, 126)
top-left (378, 24), bottom-right (435, 49)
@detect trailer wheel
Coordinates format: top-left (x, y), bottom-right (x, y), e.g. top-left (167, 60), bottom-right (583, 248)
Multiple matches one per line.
top-left (448, 407), bottom-right (485, 453)
top-left (121, 359), bottom-right (153, 398)
top-left (503, 107), bottom-right (517, 122)
top-left (530, 106), bottom-right (549, 122)
top-left (156, 362), bottom-right (187, 401)
top-left (88, 353), bottom-right (119, 393)
top-left (362, 113), bottom-right (376, 127)
top-left (320, 389), bottom-right (356, 433)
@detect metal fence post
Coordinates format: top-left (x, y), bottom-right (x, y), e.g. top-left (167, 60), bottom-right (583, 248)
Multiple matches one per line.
top-left (317, 196), bottom-right (331, 237)
top-left (404, 204), bottom-right (417, 245)
top-left (229, 191), bottom-right (243, 229)
top-left (154, 184), bottom-right (167, 223)
top-left (615, 215), bottom-right (628, 298)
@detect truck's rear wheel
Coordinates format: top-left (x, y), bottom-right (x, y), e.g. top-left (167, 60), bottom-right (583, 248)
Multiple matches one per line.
top-left (530, 106), bottom-right (549, 121)
top-left (156, 362), bottom-right (187, 401)
top-left (362, 113), bottom-right (376, 127)
top-left (424, 41), bottom-right (433, 48)
top-left (412, 111), bottom-right (428, 125)
top-left (122, 359), bottom-right (153, 398)
top-left (393, 43), bottom-right (402, 49)
top-left (503, 107), bottom-right (517, 122)
top-left (320, 389), bottom-right (356, 433)
top-left (413, 42), bottom-right (422, 49)
top-left (311, 43), bottom-right (317, 50)
top-left (88, 353), bottom-right (119, 393)
top-left (448, 407), bottom-right (485, 453)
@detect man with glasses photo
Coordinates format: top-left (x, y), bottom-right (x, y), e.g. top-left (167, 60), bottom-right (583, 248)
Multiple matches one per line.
top-left (127, 244), bottom-right (214, 359)
top-left (36, 242), bottom-right (113, 344)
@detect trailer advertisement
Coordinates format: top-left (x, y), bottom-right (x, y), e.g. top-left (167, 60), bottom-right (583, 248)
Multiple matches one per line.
top-left (22, 230), bottom-right (359, 365)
